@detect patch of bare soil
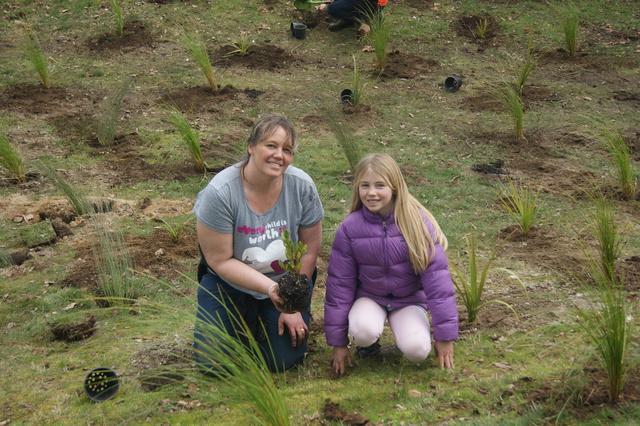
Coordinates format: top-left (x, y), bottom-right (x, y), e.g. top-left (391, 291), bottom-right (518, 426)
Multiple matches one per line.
top-left (159, 84), bottom-right (243, 114)
top-left (85, 20), bottom-right (157, 52)
top-left (131, 343), bottom-right (194, 391)
top-left (214, 44), bottom-right (303, 70)
top-left (323, 398), bottom-right (373, 425)
top-left (453, 15), bottom-right (501, 49)
top-left (49, 315), bottom-right (97, 342)
top-left (377, 50), bottom-right (439, 79)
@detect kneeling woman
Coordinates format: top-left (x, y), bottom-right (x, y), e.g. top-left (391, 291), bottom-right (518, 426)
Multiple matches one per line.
top-left (193, 115), bottom-right (324, 373)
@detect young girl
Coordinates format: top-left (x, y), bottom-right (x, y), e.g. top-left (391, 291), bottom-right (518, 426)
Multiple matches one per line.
top-left (324, 153), bottom-right (458, 377)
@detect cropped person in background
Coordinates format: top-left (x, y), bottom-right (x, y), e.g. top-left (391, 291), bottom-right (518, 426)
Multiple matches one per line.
top-left (324, 153), bottom-right (458, 378)
top-left (193, 114), bottom-right (324, 373)
top-left (326, 0), bottom-right (388, 34)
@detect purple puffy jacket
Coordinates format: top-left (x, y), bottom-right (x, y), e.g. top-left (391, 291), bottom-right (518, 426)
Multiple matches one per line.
top-left (324, 207), bottom-right (459, 347)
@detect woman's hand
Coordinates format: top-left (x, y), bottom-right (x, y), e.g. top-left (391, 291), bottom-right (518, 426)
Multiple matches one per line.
top-left (267, 283), bottom-right (289, 312)
top-left (434, 340), bottom-right (455, 370)
top-left (278, 312), bottom-right (308, 348)
top-left (330, 346), bottom-right (352, 378)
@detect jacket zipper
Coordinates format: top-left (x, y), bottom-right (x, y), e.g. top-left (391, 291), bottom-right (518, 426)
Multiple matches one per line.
top-left (382, 217), bottom-right (391, 305)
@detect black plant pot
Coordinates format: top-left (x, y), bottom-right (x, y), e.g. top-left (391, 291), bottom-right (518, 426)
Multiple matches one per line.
top-left (84, 367), bottom-right (120, 402)
top-left (340, 89), bottom-right (354, 104)
top-left (444, 76), bottom-right (462, 92)
top-left (290, 22), bottom-right (307, 40)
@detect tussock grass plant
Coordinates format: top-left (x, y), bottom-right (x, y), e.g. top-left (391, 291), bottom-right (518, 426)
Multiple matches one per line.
top-left (349, 54), bottom-right (366, 106)
top-left (40, 163), bottom-right (93, 215)
top-left (362, 6), bottom-right (390, 72)
top-left (589, 194), bottom-right (621, 279)
top-left (589, 118), bottom-right (636, 200)
top-left (91, 215), bottom-right (138, 306)
top-left (0, 128), bottom-right (26, 183)
top-left (110, 0), bottom-right (124, 36)
top-left (450, 229), bottom-right (524, 323)
top-left (494, 82), bottom-right (525, 140)
top-left (96, 80), bottom-right (129, 147)
top-left (551, 0), bottom-right (579, 56)
top-left (475, 18), bottom-right (489, 39)
top-left (574, 253), bottom-right (629, 402)
top-left (496, 178), bottom-right (542, 235)
top-left (164, 104), bottom-right (208, 173)
top-left (224, 32), bottom-right (252, 57)
top-left (193, 291), bottom-right (290, 425)
top-left (153, 215), bottom-right (194, 241)
top-left (0, 249), bottom-right (15, 268)
top-left (323, 106), bottom-right (364, 171)
top-left (516, 28), bottom-right (546, 95)
top-left (22, 26), bottom-right (50, 88)
top-left (178, 26), bottom-right (219, 92)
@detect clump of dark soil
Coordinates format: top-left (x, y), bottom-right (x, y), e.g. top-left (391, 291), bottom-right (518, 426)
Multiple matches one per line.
top-left (214, 44), bottom-right (302, 70)
top-left (376, 51), bottom-right (439, 79)
top-left (86, 20), bottom-right (156, 52)
top-left (49, 315), bottom-right (96, 341)
top-left (278, 272), bottom-right (312, 312)
top-left (454, 15), bottom-right (501, 43)
top-left (322, 398), bottom-right (372, 425)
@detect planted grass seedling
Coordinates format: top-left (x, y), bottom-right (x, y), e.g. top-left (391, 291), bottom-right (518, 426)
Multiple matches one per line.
top-left (96, 80), bottom-right (130, 147)
top-left (516, 28), bottom-right (547, 95)
top-left (163, 104), bottom-right (208, 173)
top-left (276, 229), bottom-right (311, 313)
top-left (153, 215), bottom-right (195, 241)
top-left (22, 26), bottom-right (50, 88)
top-left (475, 18), bottom-right (489, 39)
top-left (110, 0), bottom-right (124, 36)
top-left (323, 104), bottom-right (364, 171)
top-left (0, 128), bottom-right (26, 183)
top-left (450, 228), bottom-right (525, 323)
top-left (496, 177), bottom-right (542, 235)
top-left (494, 82), bottom-right (525, 140)
top-left (178, 26), bottom-right (219, 92)
top-left (362, 6), bottom-right (390, 73)
top-left (589, 117), bottom-right (637, 201)
top-left (223, 32), bottom-right (252, 57)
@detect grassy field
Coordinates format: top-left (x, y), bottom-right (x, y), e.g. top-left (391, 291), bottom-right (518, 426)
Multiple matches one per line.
top-left (0, 0), bottom-right (639, 424)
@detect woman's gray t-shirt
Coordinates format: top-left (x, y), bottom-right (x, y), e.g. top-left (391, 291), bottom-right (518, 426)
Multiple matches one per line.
top-left (193, 163), bottom-right (324, 299)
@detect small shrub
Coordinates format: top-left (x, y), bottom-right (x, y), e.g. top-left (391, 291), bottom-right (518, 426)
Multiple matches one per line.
top-left (276, 228), bottom-right (311, 313)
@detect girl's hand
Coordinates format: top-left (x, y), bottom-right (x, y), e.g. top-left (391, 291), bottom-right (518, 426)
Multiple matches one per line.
top-left (278, 312), bottom-right (308, 348)
top-left (434, 341), bottom-right (455, 370)
top-left (331, 346), bottom-right (352, 378)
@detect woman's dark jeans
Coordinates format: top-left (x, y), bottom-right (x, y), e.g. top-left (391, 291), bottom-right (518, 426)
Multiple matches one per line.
top-left (193, 270), bottom-right (313, 373)
top-left (327, 0), bottom-right (382, 22)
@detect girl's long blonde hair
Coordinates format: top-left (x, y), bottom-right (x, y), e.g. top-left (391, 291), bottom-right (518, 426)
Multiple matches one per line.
top-left (350, 153), bottom-right (448, 273)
